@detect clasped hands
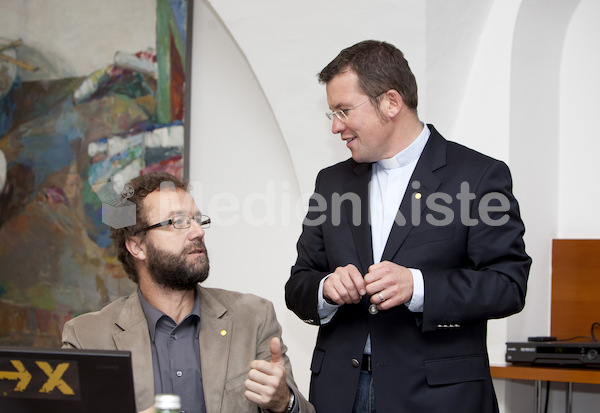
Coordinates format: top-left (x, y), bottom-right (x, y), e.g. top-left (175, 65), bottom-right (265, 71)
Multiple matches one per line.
top-left (323, 261), bottom-right (414, 310)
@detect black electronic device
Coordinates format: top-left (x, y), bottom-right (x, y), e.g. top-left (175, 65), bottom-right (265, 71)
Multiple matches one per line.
top-left (0, 346), bottom-right (136, 413)
top-left (506, 341), bottom-right (600, 368)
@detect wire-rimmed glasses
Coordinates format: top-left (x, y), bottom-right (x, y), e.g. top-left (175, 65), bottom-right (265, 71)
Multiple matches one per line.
top-left (325, 92), bottom-right (385, 122)
top-left (136, 215), bottom-right (211, 234)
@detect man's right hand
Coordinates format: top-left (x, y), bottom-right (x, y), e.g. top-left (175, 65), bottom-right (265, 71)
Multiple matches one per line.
top-left (323, 264), bottom-right (366, 305)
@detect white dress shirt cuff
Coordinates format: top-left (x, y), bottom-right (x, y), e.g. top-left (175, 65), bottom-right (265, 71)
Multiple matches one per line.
top-left (317, 274), bottom-right (339, 324)
top-left (405, 268), bottom-right (424, 312)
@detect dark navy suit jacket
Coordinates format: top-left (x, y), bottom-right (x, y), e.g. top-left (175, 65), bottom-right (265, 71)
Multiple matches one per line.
top-left (285, 125), bottom-right (531, 413)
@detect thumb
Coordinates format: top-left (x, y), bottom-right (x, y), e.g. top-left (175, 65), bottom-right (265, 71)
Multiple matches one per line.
top-left (269, 337), bottom-right (284, 366)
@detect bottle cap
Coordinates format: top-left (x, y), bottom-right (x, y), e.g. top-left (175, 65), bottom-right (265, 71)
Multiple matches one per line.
top-left (154, 394), bottom-right (181, 409)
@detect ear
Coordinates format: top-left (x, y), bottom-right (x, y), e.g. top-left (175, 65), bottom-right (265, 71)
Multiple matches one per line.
top-left (125, 235), bottom-right (147, 262)
top-left (383, 89), bottom-right (403, 119)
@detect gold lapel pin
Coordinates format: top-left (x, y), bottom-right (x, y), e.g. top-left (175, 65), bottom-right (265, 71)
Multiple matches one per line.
top-left (220, 330), bottom-right (227, 336)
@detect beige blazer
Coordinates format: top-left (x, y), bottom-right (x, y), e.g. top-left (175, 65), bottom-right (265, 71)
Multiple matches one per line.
top-left (62, 286), bottom-right (313, 413)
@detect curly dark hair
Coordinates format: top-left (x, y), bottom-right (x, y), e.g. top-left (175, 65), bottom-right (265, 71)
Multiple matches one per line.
top-left (318, 40), bottom-right (418, 114)
top-left (110, 172), bottom-right (189, 283)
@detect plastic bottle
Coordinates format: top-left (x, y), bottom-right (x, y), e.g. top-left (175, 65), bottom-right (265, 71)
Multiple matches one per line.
top-left (154, 394), bottom-right (181, 413)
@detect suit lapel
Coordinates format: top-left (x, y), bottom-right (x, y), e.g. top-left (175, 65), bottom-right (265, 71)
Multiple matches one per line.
top-left (113, 291), bottom-right (155, 410)
top-left (197, 286), bottom-right (231, 413)
top-left (344, 162), bottom-right (374, 274)
top-left (381, 127), bottom-right (446, 261)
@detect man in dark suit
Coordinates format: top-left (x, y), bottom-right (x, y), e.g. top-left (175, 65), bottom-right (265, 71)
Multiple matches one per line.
top-left (285, 40), bottom-right (531, 413)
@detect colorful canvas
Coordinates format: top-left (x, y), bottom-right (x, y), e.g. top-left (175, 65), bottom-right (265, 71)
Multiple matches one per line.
top-left (0, 0), bottom-right (191, 346)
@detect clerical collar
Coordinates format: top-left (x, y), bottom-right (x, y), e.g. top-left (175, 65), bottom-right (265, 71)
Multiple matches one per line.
top-left (377, 123), bottom-right (430, 170)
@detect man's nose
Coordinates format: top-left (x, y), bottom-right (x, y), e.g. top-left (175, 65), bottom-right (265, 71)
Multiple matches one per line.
top-left (187, 219), bottom-right (205, 240)
top-left (331, 116), bottom-right (346, 134)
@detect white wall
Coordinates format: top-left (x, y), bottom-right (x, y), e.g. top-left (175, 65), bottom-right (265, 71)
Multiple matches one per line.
top-left (554, 0), bottom-right (600, 410)
top-left (559, 0), bottom-right (600, 238)
top-left (190, 0), bottom-right (600, 412)
top-left (190, 0), bottom-right (427, 397)
top-left (188, 0), bottom-right (315, 392)
top-left (201, 0), bottom-right (426, 196)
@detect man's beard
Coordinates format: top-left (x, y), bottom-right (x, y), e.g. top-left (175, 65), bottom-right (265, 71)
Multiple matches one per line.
top-left (145, 239), bottom-right (210, 291)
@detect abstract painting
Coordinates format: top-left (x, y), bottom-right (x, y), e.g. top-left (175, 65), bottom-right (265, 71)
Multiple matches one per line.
top-left (0, 0), bottom-right (192, 346)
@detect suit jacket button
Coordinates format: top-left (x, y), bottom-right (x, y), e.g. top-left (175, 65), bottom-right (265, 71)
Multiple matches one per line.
top-left (352, 358), bottom-right (360, 368)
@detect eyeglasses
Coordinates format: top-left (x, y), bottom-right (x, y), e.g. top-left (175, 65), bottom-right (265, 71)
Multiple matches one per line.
top-left (136, 214), bottom-right (211, 234)
top-left (325, 92), bottom-right (385, 122)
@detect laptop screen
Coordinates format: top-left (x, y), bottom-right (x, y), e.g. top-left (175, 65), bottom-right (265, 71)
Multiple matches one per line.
top-left (0, 346), bottom-right (136, 413)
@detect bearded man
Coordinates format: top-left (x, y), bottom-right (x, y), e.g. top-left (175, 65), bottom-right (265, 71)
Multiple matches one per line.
top-left (62, 172), bottom-right (313, 413)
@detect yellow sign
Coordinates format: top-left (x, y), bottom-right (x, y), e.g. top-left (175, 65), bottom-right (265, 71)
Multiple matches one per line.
top-left (36, 361), bottom-right (75, 395)
top-left (0, 358), bottom-right (79, 400)
top-left (0, 360), bottom-right (31, 392)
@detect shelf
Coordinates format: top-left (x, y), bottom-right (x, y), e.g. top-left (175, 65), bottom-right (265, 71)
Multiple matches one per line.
top-left (491, 364), bottom-right (600, 384)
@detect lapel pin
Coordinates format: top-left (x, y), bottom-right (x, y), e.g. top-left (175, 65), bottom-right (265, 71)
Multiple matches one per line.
top-left (220, 330), bottom-right (227, 336)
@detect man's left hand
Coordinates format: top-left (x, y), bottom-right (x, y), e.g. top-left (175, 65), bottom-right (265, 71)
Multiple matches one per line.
top-left (245, 337), bottom-right (291, 412)
top-left (364, 261), bottom-right (414, 310)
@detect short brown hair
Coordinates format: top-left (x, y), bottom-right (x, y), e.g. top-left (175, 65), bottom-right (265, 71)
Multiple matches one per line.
top-left (110, 172), bottom-right (189, 283)
top-left (318, 40), bottom-right (418, 113)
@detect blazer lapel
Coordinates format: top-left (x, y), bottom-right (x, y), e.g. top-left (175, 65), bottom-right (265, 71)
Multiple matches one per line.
top-left (197, 286), bottom-right (232, 413)
top-left (113, 290), bottom-right (155, 410)
top-left (381, 128), bottom-right (446, 261)
top-left (344, 162), bottom-right (374, 274)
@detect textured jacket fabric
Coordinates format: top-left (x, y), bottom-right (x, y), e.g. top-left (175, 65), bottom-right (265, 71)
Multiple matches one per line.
top-left (63, 285), bottom-right (313, 413)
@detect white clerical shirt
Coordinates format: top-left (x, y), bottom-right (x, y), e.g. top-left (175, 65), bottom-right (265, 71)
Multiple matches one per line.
top-left (318, 124), bottom-right (430, 346)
